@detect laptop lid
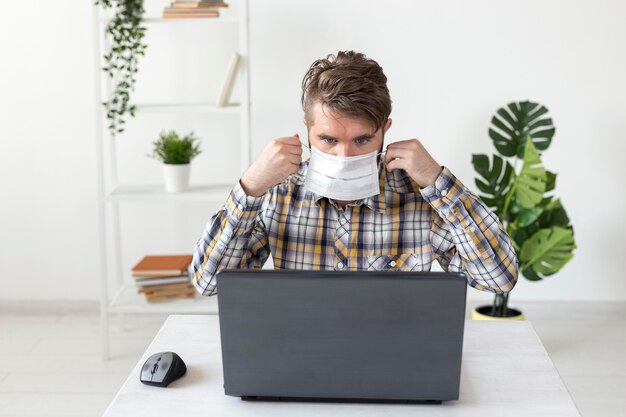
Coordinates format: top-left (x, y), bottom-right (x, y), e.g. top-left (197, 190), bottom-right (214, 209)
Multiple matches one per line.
top-left (217, 270), bottom-right (467, 402)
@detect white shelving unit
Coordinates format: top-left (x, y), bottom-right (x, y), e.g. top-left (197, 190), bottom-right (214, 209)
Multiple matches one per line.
top-left (92, 1), bottom-right (250, 359)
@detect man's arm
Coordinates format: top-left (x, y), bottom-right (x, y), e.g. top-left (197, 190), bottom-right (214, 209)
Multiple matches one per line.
top-left (192, 134), bottom-right (303, 296)
top-left (421, 167), bottom-right (518, 293)
top-left (385, 139), bottom-right (517, 293)
top-left (192, 182), bottom-right (270, 296)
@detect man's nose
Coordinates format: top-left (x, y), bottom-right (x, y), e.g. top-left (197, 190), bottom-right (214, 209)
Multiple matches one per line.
top-left (337, 145), bottom-right (353, 157)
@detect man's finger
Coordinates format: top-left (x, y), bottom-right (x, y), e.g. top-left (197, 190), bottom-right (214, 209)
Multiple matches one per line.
top-left (387, 139), bottom-right (422, 151)
top-left (385, 158), bottom-right (403, 172)
top-left (285, 146), bottom-right (303, 155)
top-left (384, 148), bottom-right (403, 164)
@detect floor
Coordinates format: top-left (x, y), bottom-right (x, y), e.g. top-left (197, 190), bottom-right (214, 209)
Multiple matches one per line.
top-left (0, 301), bottom-right (624, 416)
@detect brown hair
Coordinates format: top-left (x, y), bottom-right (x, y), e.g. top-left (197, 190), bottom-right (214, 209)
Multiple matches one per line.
top-left (301, 51), bottom-right (392, 131)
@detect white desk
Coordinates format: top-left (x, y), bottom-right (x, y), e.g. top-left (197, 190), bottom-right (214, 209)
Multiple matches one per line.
top-left (103, 315), bottom-right (581, 417)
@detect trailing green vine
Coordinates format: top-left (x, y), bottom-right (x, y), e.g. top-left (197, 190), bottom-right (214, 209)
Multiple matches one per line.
top-left (96, 0), bottom-right (147, 135)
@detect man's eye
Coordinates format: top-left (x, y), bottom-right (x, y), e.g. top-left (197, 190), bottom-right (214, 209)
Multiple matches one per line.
top-left (355, 138), bottom-right (370, 145)
top-left (322, 138), bottom-right (336, 144)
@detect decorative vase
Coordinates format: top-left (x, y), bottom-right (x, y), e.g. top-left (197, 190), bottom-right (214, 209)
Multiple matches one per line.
top-left (162, 163), bottom-right (190, 193)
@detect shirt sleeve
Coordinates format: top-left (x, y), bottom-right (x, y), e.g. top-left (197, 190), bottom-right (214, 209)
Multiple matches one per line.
top-left (191, 181), bottom-right (271, 296)
top-left (420, 167), bottom-right (518, 294)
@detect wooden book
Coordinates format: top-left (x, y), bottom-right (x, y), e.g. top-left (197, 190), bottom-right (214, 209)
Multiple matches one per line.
top-left (163, 7), bottom-right (220, 13)
top-left (163, 10), bottom-right (220, 18)
top-left (170, 2), bottom-right (229, 8)
top-left (144, 291), bottom-right (196, 303)
top-left (173, 0), bottom-right (226, 3)
top-left (134, 276), bottom-right (190, 287)
top-left (131, 255), bottom-right (192, 278)
top-left (138, 282), bottom-right (194, 295)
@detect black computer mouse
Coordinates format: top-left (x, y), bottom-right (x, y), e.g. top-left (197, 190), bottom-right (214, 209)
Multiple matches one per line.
top-left (139, 351), bottom-right (187, 387)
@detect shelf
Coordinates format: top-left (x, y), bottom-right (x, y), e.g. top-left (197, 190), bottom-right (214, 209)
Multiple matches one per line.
top-left (135, 102), bottom-right (241, 114)
top-left (99, 17), bottom-right (240, 24)
top-left (108, 285), bottom-right (218, 314)
top-left (107, 184), bottom-right (234, 202)
top-left (95, 0), bottom-right (250, 359)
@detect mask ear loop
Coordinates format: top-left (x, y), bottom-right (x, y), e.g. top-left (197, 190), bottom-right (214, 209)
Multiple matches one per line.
top-left (300, 142), bottom-right (312, 161)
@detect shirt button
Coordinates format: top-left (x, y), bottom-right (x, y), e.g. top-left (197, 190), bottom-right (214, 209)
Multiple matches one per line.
top-left (237, 203), bottom-right (243, 210)
top-left (441, 189), bottom-right (448, 197)
top-left (470, 226), bottom-right (476, 232)
top-left (217, 242), bottom-right (225, 249)
top-left (337, 262), bottom-right (344, 269)
top-left (465, 219), bottom-right (470, 225)
top-left (388, 260), bottom-right (396, 268)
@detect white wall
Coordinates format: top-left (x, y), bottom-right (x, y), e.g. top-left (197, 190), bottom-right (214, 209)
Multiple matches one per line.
top-left (1, 0), bottom-right (625, 302)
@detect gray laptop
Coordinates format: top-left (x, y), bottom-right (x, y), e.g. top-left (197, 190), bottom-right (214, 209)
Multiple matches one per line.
top-left (216, 270), bottom-right (467, 404)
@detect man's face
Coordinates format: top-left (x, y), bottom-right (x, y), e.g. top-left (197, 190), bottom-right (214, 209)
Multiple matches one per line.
top-left (305, 102), bottom-right (391, 157)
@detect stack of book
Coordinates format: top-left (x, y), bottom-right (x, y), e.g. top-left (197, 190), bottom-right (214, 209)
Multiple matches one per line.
top-left (132, 255), bottom-right (196, 302)
top-left (163, 1), bottom-right (229, 19)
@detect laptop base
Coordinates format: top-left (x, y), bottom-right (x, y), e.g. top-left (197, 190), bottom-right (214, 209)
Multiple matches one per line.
top-left (241, 396), bottom-right (442, 405)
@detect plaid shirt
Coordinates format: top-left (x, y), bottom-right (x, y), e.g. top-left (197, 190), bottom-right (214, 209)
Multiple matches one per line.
top-left (192, 162), bottom-right (518, 296)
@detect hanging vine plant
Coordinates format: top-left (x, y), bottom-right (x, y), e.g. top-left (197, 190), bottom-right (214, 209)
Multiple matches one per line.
top-left (95, 0), bottom-right (147, 136)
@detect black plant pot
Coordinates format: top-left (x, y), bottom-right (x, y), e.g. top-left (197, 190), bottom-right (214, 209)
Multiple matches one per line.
top-left (472, 305), bottom-right (524, 321)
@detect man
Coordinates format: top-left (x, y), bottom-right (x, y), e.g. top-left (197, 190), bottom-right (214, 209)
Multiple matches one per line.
top-left (192, 50), bottom-right (518, 296)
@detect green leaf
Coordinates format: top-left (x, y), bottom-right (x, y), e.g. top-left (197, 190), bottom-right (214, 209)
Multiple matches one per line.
top-left (521, 264), bottom-right (543, 281)
top-left (150, 130), bottom-right (202, 164)
top-left (516, 208), bottom-right (541, 228)
top-left (538, 198), bottom-right (571, 229)
top-left (514, 137), bottom-right (547, 208)
top-left (488, 101), bottom-right (556, 158)
top-left (519, 227), bottom-right (576, 280)
top-left (545, 171), bottom-right (557, 192)
top-left (472, 153), bottom-right (513, 217)
top-left (488, 126), bottom-right (516, 157)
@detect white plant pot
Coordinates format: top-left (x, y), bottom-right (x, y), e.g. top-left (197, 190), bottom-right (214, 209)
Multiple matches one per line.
top-left (162, 163), bottom-right (190, 193)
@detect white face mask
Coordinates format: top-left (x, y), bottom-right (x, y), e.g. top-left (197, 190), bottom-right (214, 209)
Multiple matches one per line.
top-left (304, 146), bottom-right (380, 201)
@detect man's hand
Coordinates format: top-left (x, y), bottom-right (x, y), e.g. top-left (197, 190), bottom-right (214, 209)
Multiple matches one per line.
top-left (240, 134), bottom-right (303, 197)
top-left (385, 139), bottom-right (443, 188)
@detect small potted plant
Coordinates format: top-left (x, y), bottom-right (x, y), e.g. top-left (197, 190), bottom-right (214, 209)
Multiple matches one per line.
top-left (150, 130), bottom-right (202, 193)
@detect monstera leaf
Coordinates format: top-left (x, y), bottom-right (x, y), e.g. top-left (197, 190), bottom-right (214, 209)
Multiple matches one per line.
top-left (511, 137), bottom-right (547, 209)
top-left (472, 154), bottom-right (513, 217)
top-left (545, 170), bottom-right (557, 192)
top-left (512, 198), bottom-right (572, 252)
top-left (539, 198), bottom-right (571, 229)
top-left (519, 227), bottom-right (576, 281)
top-left (516, 197), bottom-right (552, 228)
top-left (489, 101), bottom-right (556, 158)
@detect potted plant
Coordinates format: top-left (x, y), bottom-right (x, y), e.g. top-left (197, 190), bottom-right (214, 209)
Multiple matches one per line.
top-left (150, 130), bottom-right (202, 193)
top-left (471, 101), bottom-right (577, 320)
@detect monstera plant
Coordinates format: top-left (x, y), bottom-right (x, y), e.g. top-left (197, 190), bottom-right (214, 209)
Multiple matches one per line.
top-left (472, 101), bottom-right (576, 319)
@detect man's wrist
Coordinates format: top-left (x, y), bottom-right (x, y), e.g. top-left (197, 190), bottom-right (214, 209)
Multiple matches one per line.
top-left (419, 165), bottom-right (444, 188)
top-left (239, 177), bottom-right (265, 197)
top-left (231, 182), bottom-right (266, 214)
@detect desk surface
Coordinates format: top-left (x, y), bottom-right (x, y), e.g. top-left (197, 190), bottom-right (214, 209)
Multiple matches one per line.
top-left (104, 315), bottom-right (581, 417)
